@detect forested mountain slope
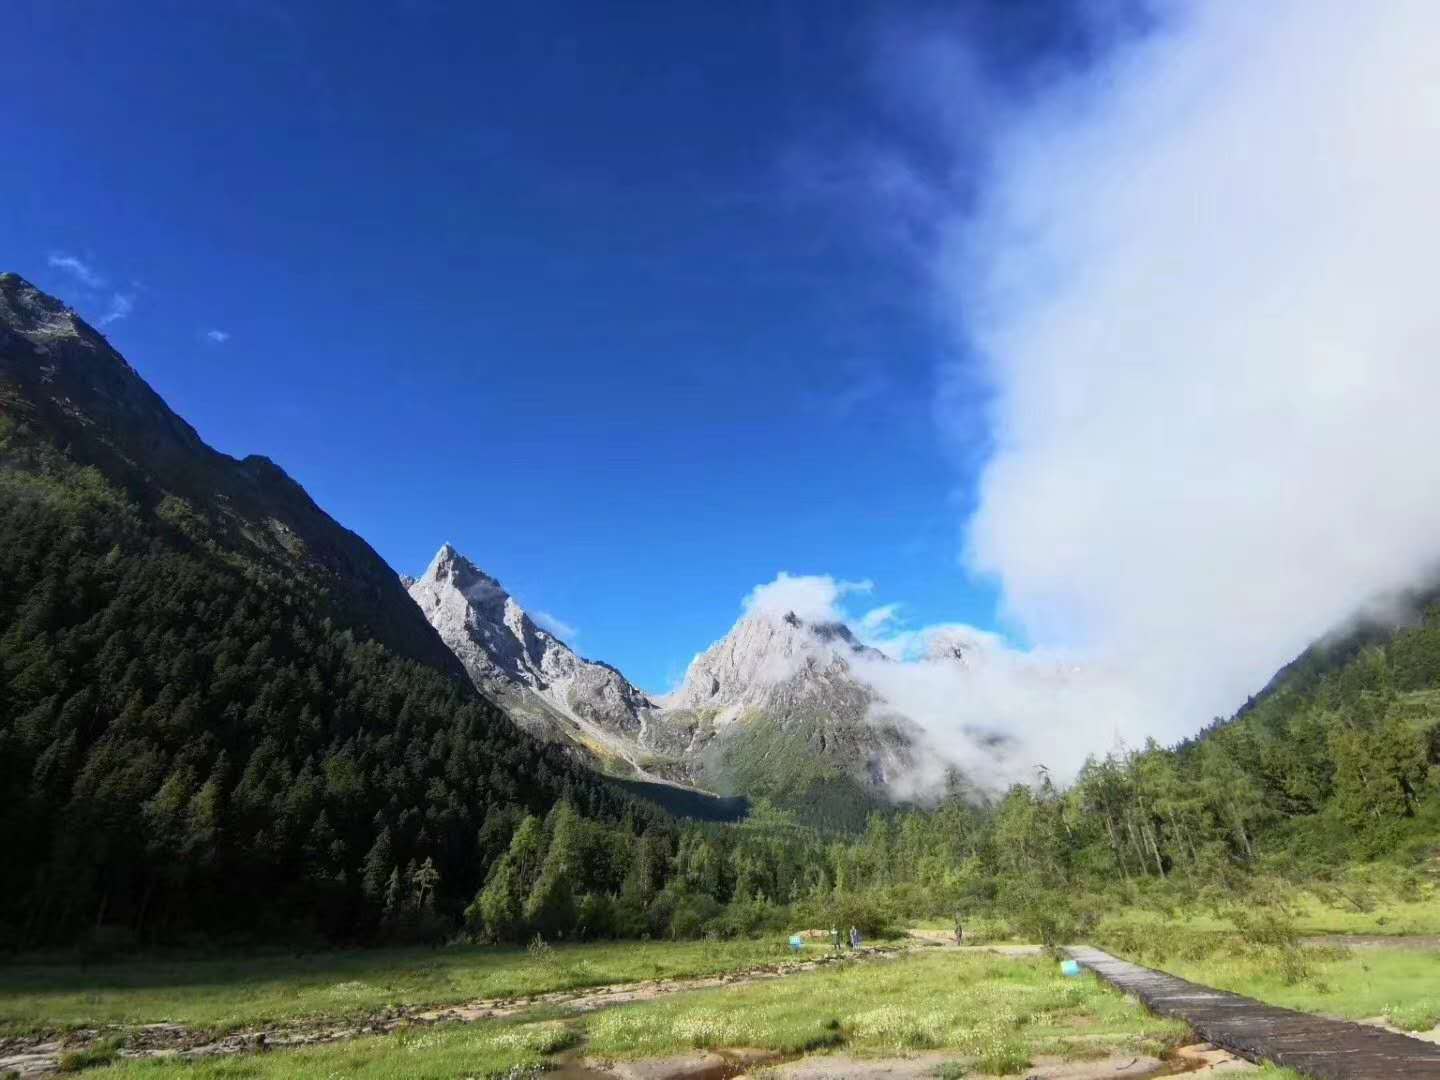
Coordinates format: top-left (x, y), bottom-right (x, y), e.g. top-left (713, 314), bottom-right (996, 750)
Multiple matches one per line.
top-left (972, 603), bottom-right (1440, 921)
top-left (0, 274), bottom-right (650, 945)
top-left (2, 270), bottom-right (1434, 954)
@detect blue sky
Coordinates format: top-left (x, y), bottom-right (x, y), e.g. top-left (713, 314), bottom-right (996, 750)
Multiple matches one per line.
top-left (2, 1), bottom-right (1103, 691)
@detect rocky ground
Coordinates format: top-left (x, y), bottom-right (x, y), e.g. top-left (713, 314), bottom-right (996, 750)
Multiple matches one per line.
top-left (554, 1043), bottom-right (1255, 1078)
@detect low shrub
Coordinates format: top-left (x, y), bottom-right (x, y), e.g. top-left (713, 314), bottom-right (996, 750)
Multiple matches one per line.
top-left (57, 1037), bottom-right (123, 1073)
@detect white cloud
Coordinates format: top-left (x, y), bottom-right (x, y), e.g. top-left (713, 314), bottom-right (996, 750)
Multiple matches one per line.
top-left (47, 252), bottom-right (105, 288)
top-left (866, 1), bottom-right (1440, 772)
top-left (98, 292), bottom-right (134, 326)
top-left (205, 329), bottom-right (231, 344)
top-left (743, 571), bottom-right (873, 625)
top-left (723, 571), bottom-right (1136, 792)
top-left (859, 603), bottom-right (902, 632)
top-left (533, 610), bottom-right (579, 642)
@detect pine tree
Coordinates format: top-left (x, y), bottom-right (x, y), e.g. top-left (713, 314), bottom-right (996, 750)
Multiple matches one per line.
top-left (361, 826), bottom-right (394, 903)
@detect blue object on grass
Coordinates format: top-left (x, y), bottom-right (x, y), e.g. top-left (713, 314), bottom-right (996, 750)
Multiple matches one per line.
top-left (788, 935), bottom-right (805, 953)
top-left (1060, 959), bottom-right (1082, 977)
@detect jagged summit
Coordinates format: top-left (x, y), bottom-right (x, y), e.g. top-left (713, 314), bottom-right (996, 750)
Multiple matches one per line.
top-left (421, 543), bottom-right (515, 625)
top-left (668, 606), bottom-right (886, 720)
top-left (661, 605), bottom-right (916, 807)
top-left (408, 553), bottom-right (920, 806)
top-left (407, 544), bottom-right (693, 782)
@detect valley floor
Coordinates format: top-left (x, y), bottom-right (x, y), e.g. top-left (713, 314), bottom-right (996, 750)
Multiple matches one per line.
top-left (0, 939), bottom-right (801, 1038)
top-left (6, 928), bottom-right (1435, 1078)
top-left (3, 948), bottom-right (1200, 1078)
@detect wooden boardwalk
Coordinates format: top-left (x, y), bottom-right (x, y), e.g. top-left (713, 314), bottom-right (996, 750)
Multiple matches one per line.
top-left (1068, 946), bottom-right (1440, 1079)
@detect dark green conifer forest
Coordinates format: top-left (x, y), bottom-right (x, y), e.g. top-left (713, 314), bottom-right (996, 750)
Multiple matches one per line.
top-left (2, 273), bottom-right (1437, 953)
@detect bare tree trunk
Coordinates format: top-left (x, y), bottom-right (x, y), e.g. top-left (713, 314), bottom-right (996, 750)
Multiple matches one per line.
top-left (1104, 815), bottom-right (1130, 881)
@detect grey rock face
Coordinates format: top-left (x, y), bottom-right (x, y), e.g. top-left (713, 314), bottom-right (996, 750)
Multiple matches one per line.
top-left (409, 543), bottom-right (920, 798)
top-left (407, 545), bottom-right (693, 780)
top-left (666, 608), bottom-right (918, 794)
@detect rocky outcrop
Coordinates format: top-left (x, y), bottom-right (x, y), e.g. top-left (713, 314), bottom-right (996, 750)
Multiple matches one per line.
top-left (407, 544), bottom-right (923, 802)
top-left (407, 545), bottom-right (694, 781)
top-left (663, 609), bottom-right (918, 799)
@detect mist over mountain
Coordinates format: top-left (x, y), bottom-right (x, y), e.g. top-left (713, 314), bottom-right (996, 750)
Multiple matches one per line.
top-left (864, 0), bottom-right (1440, 770)
top-left (405, 548), bottom-right (919, 820)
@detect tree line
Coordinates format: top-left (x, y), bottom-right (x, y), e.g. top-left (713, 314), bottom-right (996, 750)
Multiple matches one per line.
top-left (2, 405), bottom-right (1438, 952)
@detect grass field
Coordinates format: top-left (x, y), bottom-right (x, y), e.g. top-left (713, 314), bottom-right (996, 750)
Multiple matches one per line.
top-left (80, 951), bottom-right (1190, 1078)
top-left (1103, 894), bottom-right (1440, 937)
top-left (73, 1019), bottom-right (578, 1078)
top-left (1099, 869), bottom-right (1440, 938)
top-left (1160, 946), bottom-right (1440, 1031)
top-left (0, 938), bottom-right (801, 1036)
top-left (581, 950), bottom-right (1184, 1064)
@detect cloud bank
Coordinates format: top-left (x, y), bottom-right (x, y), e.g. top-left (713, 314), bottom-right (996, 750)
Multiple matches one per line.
top-left (732, 573), bottom-right (1144, 792)
top-left (861, 0), bottom-right (1440, 782)
top-left (744, 572), bottom-right (873, 625)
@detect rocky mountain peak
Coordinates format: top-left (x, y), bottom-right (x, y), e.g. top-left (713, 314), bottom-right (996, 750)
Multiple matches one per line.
top-left (419, 543), bottom-right (515, 622)
top-left (660, 600), bottom-right (917, 804)
top-left (0, 273), bottom-right (77, 334)
top-left (407, 545), bottom-right (687, 780)
top-left (668, 605), bottom-right (886, 718)
top-left (425, 542), bottom-right (485, 585)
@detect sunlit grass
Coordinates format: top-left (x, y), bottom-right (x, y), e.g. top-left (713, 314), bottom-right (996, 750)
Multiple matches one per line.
top-left (1159, 947), bottom-right (1440, 1029)
top-left (1101, 881), bottom-right (1440, 937)
top-left (582, 951), bottom-right (1184, 1066)
top-left (0, 938), bottom-right (800, 1036)
top-left (94, 1018), bottom-right (575, 1079)
top-left (87, 952), bottom-right (1186, 1079)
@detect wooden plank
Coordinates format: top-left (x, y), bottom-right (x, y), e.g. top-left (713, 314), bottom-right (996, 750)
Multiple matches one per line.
top-left (1067, 946), bottom-right (1440, 1079)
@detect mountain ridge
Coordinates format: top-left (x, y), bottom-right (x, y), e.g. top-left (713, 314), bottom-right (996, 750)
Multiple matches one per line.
top-left (0, 272), bottom-right (653, 943)
top-left (0, 271), bottom-right (467, 680)
top-left (407, 542), bottom-right (699, 783)
top-left (404, 542), bottom-right (922, 816)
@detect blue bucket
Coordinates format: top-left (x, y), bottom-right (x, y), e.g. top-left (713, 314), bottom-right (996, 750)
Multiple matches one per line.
top-left (1060, 959), bottom-right (1082, 977)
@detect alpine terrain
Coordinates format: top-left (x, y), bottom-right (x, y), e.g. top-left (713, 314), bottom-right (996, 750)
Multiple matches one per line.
top-left (407, 544), bottom-right (695, 782)
top-left (662, 608), bottom-right (921, 821)
top-left (0, 273), bottom-right (652, 943)
top-left (406, 540), bottom-right (927, 820)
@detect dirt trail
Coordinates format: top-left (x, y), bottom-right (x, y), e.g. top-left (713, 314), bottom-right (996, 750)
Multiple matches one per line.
top-left (903, 929), bottom-right (1042, 955)
top-left (0, 944), bottom-right (923, 1077)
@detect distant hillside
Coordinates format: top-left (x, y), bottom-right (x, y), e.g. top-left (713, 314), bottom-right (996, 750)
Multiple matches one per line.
top-left (612, 778), bottom-right (750, 823)
top-left (1227, 586), bottom-right (1440, 726)
top-left (0, 274), bottom-right (653, 945)
top-left (1170, 592), bottom-right (1440, 863)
